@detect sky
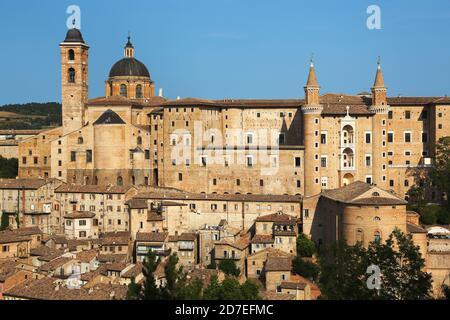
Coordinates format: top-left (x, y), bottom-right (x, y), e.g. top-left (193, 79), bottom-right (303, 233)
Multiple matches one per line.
top-left (0, 0), bottom-right (450, 104)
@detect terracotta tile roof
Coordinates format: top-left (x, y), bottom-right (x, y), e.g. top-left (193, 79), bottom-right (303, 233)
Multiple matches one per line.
top-left (0, 230), bottom-right (31, 244)
top-left (88, 95), bottom-right (166, 107)
top-left (216, 236), bottom-right (250, 251)
top-left (30, 245), bottom-right (58, 257)
top-left (55, 184), bottom-right (135, 194)
top-left (260, 291), bottom-right (296, 300)
top-left (104, 262), bottom-right (128, 273)
top-left (80, 265), bottom-right (107, 282)
top-left (280, 281), bottom-right (307, 290)
top-left (38, 257), bottom-right (74, 273)
top-left (64, 211), bottom-right (96, 219)
top-left (255, 212), bottom-right (298, 224)
top-left (289, 275), bottom-right (321, 299)
top-left (10, 227), bottom-right (43, 236)
top-left (186, 269), bottom-right (220, 286)
top-left (134, 192), bottom-right (302, 203)
top-left (136, 232), bottom-right (168, 242)
top-left (97, 254), bottom-right (128, 264)
top-left (251, 234), bottom-right (274, 244)
top-left (37, 249), bottom-right (66, 262)
top-left (321, 181), bottom-right (406, 205)
top-left (99, 232), bottom-right (130, 246)
top-left (0, 260), bottom-right (20, 282)
top-left (0, 179), bottom-right (49, 190)
top-left (126, 198), bottom-right (148, 209)
top-left (407, 222), bottom-right (428, 234)
top-left (121, 262), bottom-right (143, 279)
top-left (3, 277), bottom-right (128, 300)
top-left (248, 247), bottom-right (292, 258)
top-left (76, 249), bottom-right (98, 263)
top-left (163, 98), bottom-right (304, 108)
top-left (264, 256), bottom-right (292, 272)
top-left (168, 233), bottom-right (197, 242)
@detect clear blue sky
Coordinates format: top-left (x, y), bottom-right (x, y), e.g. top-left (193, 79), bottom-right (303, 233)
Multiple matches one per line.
top-left (0, 0), bottom-right (449, 104)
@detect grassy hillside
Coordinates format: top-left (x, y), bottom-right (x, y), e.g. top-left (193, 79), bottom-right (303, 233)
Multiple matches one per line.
top-left (0, 102), bottom-right (62, 129)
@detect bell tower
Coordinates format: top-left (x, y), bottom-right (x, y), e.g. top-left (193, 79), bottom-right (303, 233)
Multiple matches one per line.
top-left (60, 25), bottom-right (89, 134)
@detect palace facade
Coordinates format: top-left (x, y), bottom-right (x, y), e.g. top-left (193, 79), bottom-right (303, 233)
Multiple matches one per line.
top-left (17, 27), bottom-right (450, 203)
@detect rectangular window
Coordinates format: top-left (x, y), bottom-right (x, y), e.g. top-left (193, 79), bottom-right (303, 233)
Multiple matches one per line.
top-left (365, 132), bottom-right (372, 144)
top-left (404, 132), bottom-right (412, 143)
top-left (295, 157), bottom-right (301, 168)
top-left (86, 150), bottom-right (92, 163)
top-left (320, 132), bottom-right (327, 144)
top-left (388, 111), bottom-right (393, 119)
top-left (321, 177), bottom-right (328, 189)
top-left (145, 150), bottom-right (150, 160)
top-left (246, 133), bottom-right (254, 145)
top-left (246, 156), bottom-right (253, 168)
top-left (389, 180), bottom-right (394, 187)
top-left (79, 220), bottom-right (86, 226)
top-left (366, 176), bottom-right (373, 184)
top-left (387, 132), bottom-right (394, 143)
top-left (201, 156), bottom-right (207, 167)
top-left (365, 155), bottom-right (372, 167)
top-left (405, 111), bottom-right (411, 119)
top-left (320, 156), bottom-right (327, 168)
top-left (71, 151), bottom-right (76, 162)
top-left (178, 173), bottom-right (183, 181)
top-left (22, 157), bottom-right (27, 165)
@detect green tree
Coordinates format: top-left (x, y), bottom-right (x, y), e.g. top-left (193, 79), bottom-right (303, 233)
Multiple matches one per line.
top-left (1, 212), bottom-right (10, 231)
top-left (161, 254), bottom-right (187, 300)
top-left (218, 259), bottom-right (240, 277)
top-left (178, 278), bottom-right (204, 300)
top-left (442, 285), bottom-right (450, 300)
top-left (318, 241), bottom-right (371, 300)
top-left (297, 233), bottom-right (316, 257)
top-left (430, 137), bottom-right (450, 206)
top-left (292, 257), bottom-right (319, 281)
top-left (0, 156), bottom-right (18, 178)
top-left (203, 275), bottom-right (221, 300)
top-left (366, 228), bottom-right (432, 300)
top-left (318, 229), bottom-right (433, 300)
top-left (126, 279), bottom-right (142, 300)
top-left (437, 208), bottom-right (450, 225)
top-left (141, 251), bottom-right (162, 300)
top-left (408, 186), bottom-right (425, 211)
top-left (240, 280), bottom-right (261, 300)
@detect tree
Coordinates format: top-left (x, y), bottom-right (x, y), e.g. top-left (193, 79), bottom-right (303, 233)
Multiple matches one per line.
top-left (297, 233), bottom-right (316, 257)
top-left (318, 229), bottom-right (433, 300)
top-left (1, 212), bottom-right (10, 231)
top-left (126, 279), bottom-right (142, 300)
top-left (240, 280), bottom-right (261, 300)
top-left (161, 253), bottom-right (187, 300)
top-left (140, 251), bottom-right (162, 300)
top-left (203, 277), bottom-right (261, 300)
top-left (442, 285), bottom-right (450, 300)
top-left (178, 278), bottom-right (204, 300)
top-left (366, 229), bottom-right (432, 300)
top-left (430, 137), bottom-right (450, 206)
top-left (292, 257), bottom-right (319, 281)
top-left (0, 156), bottom-right (18, 179)
top-left (408, 186), bottom-right (425, 211)
top-left (318, 241), bottom-right (371, 300)
top-left (203, 275), bottom-right (221, 300)
top-left (420, 206), bottom-right (438, 225)
top-left (218, 259), bottom-right (240, 277)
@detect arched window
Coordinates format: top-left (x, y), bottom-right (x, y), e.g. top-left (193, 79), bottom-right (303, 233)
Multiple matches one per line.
top-left (117, 176), bottom-right (124, 186)
top-left (136, 85), bottom-right (143, 98)
top-left (68, 68), bottom-right (76, 83)
top-left (137, 136), bottom-right (142, 145)
top-left (372, 192), bottom-right (380, 197)
top-left (78, 137), bottom-right (84, 144)
top-left (68, 49), bottom-right (75, 61)
top-left (120, 84), bottom-right (127, 97)
top-left (374, 231), bottom-right (381, 243)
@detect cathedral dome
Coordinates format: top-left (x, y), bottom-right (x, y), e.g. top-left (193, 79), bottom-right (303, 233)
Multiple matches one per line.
top-left (109, 57), bottom-right (151, 78)
top-left (64, 28), bottom-right (85, 43)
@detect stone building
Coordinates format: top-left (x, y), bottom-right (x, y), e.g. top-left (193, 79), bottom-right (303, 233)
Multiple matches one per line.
top-left (17, 26), bottom-right (450, 205)
top-left (0, 179), bottom-right (64, 233)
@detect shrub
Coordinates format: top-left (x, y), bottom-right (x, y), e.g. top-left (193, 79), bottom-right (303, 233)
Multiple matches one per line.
top-left (297, 233), bottom-right (316, 257)
top-left (292, 257), bottom-right (319, 281)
